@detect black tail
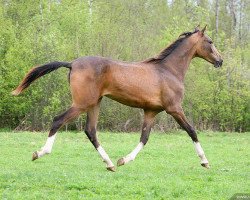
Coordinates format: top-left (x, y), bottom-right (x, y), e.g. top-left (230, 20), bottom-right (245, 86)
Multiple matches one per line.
top-left (12, 61), bottom-right (71, 96)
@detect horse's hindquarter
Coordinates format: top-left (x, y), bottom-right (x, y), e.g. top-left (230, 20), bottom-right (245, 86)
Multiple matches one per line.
top-left (104, 62), bottom-right (163, 110)
top-left (69, 56), bottom-right (110, 108)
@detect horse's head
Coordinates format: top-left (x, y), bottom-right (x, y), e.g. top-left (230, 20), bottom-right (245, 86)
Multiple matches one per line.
top-left (193, 25), bottom-right (223, 68)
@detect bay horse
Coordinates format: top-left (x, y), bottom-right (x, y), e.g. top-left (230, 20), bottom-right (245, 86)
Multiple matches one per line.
top-left (12, 25), bottom-right (223, 172)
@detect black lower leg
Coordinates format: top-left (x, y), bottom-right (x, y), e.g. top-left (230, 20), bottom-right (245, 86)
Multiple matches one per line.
top-left (186, 126), bottom-right (198, 142)
top-left (49, 107), bottom-right (80, 137)
top-left (168, 109), bottom-right (209, 168)
top-left (84, 115), bottom-right (99, 148)
top-left (32, 107), bottom-right (81, 161)
top-left (84, 128), bottom-right (99, 148)
top-left (172, 112), bottom-right (198, 142)
top-left (140, 122), bottom-right (152, 145)
top-left (139, 110), bottom-right (157, 145)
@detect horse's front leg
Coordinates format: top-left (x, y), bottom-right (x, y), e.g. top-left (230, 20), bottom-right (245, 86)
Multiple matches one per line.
top-left (117, 110), bottom-right (157, 166)
top-left (167, 107), bottom-right (209, 168)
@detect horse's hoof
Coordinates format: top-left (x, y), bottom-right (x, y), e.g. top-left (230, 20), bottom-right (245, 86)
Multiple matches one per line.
top-left (117, 158), bottom-right (125, 166)
top-left (32, 151), bottom-right (38, 161)
top-left (201, 163), bottom-right (210, 169)
top-left (107, 166), bottom-right (116, 172)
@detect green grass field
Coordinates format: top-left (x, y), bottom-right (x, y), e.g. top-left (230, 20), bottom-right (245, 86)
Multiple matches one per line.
top-left (0, 131), bottom-right (249, 199)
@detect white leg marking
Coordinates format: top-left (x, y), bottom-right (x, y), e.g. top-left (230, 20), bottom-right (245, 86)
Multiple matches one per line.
top-left (123, 142), bottom-right (144, 164)
top-left (37, 134), bottom-right (56, 158)
top-left (97, 146), bottom-right (114, 168)
top-left (194, 142), bottom-right (208, 164)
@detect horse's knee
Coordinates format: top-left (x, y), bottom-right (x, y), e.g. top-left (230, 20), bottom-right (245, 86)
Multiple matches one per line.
top-left (165, 105), bottom-right (183, 115)
top-left (84, 127), bottom-right (99, 148)
top-left (140, 125), bottom-right (151, 145)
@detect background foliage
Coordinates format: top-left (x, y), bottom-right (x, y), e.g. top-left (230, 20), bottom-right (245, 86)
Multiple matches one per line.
top-left (0, 0), bottom-right (249, 132)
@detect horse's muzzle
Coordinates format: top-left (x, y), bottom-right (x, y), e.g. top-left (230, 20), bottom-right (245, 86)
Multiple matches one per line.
top-left (214, 59), bottom-right (223, 68)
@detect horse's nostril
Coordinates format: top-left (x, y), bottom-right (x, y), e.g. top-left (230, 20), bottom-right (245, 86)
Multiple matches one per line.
top-left (214, 60), bottom-right (223, 68)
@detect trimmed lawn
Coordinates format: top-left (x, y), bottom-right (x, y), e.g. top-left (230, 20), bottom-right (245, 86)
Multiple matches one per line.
top-left (0, 131), bottom-right (249, 199)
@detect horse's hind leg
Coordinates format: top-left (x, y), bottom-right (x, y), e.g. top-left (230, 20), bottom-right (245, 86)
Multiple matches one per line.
top-left (84, 103), bottom-right (115, 172)
top-left (32, 106), bottom-right (82, 160)
top-left (117, 110), bottom-right (157, 166)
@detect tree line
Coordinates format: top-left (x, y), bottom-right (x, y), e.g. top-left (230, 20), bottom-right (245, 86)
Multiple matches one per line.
top-left (0, 0), bottom-right (249, 132)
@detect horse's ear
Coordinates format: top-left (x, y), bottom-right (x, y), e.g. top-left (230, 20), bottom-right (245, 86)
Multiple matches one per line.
top-left (195, 24), bottom-right (200, 32)
top-left (201, 25), bottom-right (207, 34)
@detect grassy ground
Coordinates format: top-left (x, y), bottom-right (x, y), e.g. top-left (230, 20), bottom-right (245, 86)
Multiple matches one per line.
top-left (0, 131), bottom-right (249, 199)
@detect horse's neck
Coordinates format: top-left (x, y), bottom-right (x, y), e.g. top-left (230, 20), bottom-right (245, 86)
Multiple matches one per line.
top-left (163, 42), bottom-right (197, 82)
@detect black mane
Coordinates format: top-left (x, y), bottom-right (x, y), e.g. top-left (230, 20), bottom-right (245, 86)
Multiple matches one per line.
top-left (144, 30), bottom-right (198, 64)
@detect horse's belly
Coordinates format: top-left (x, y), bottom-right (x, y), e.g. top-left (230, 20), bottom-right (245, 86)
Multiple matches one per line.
top-left (105, 92), bottom-right (163, 110)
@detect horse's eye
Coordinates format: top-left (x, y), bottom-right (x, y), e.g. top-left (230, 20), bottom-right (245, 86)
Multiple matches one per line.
top-left (208, 41), bottom-right (213, 44)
